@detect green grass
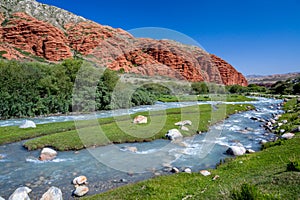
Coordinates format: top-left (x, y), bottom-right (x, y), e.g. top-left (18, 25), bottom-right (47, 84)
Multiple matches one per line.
top-left (22, 104), bottom-right (253, 151)
top-left (81, 98), bottom-right (300, 200)
top-left (158, 94), bottom-right (255, 102)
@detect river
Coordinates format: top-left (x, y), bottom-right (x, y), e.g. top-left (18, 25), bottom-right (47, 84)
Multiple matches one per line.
top-left (0, 97), bottom-right (283, 199)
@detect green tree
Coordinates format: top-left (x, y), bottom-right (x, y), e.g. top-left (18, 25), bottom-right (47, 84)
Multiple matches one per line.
top-left (191, 82), bottom-right (209, 94)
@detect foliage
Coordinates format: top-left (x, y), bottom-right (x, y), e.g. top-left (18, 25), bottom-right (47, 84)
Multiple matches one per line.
top-left (231, 183), bottom-right (278, 200)
top-left (191, 82), bottom-right (209, 94)
top-left (0, 59), bottom-right (174, 118)
top-left (287, 160), bottom-right (300, 172)
top-left (269, 77), bottom-right (300, 95)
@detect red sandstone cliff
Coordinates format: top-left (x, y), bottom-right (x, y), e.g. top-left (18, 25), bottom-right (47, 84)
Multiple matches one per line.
top-left (0, 11), bottom-right (248, 86)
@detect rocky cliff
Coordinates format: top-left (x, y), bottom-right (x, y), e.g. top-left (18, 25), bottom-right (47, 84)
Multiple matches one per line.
top-left (0, 0), bottom-right (248, 86)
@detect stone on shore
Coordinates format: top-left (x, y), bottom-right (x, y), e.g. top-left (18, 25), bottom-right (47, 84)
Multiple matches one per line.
top-left (73, 185), bottom-right (89, 197)
top-left (40, 186), bottom-right (63, 200)
top-left (133, 115), bottom-right (147, 124)
top-left (8, 187), bottom-right (31, 200)
top-left (180, 126), bottom-right (189, 131)
top-left (19, 120), bottom-right (36, 129)
top-left (39, 148), bottom-right (57, 161)
top-left (281, 133), bottom-right (295, 140)
top-left (72, 176), bottom-right (88, 185)
top-left (226, 145), bottom-right (246, 156)
top-left (171, 167), bottom-right (180, 173)
top-left (165, 129), bottom-right (183, 140)
top-left (175, 120), bottom-right (192, 126)
top-left (246, 149), bottom-right (255, 154)
top-left (291, 126), bottom-right (300, 133)
top-left (183, 168), bottom-right (192, 174)
top-left (200, 170), bottom-right (211, 176)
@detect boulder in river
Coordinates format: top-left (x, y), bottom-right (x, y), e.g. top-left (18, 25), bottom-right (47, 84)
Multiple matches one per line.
top-left (226, 145), bottom-right (246, 156)
top-left (8, 187), bottom-right (31, 200)
top-left (175, 120), bottom-right (192, 126)
top-left (73, 185), bottom-right (89, 197)
top-left (39, 148), bottom-right (57, 161)
top-left (165, 129), bottom-right (183, 140)
top-left (19, 120), bottom-right (36, 129)
top-left (280, 133), bottom-right (295, 140)
top-left (121, 146), bottom-right (138, 153)
top-left (133, 115), bottom-right (147, 124)
top-left (72, 175), bottom-right (88, 185)
top-left (260, 139), bottom-right (268, 145)
top-left (40, 186), bottom-right (63, 200)
top-left (250, 116), bottom-right (259, 121)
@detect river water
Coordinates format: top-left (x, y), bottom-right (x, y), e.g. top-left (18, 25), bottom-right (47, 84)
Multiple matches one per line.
top-left (0, 97), bottom-right (283, 199)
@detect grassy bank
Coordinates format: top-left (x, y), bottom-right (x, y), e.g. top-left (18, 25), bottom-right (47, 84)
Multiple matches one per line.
top-left (83, 98), bottom-right (300, 200)
top-left (22, 103), bottom-right (253, 151)
top-left (158, 94), bottom-right (255, 102)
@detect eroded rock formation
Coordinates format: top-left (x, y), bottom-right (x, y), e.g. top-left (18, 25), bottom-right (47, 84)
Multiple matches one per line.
top-left (0, 0), bottom-right (248, 86)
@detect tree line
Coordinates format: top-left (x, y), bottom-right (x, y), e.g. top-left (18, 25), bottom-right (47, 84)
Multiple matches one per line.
top-left (0, 59), bottom-right (171, 119)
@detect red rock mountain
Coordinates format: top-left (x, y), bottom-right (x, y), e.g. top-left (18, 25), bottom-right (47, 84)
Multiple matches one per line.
top-left (0, 1), bottom-right (248, 86)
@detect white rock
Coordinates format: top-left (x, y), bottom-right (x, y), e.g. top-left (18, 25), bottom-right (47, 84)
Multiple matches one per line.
top-left (180, 126), bottom-right (189, 131)
top-left (282, 119), bottom-right (288, 124)
top-left (246, 149), bottom-right (255, 154)
top-left (165, 129), bottom-right (183, 140)
top-left (280, 129), bottom-right (286, 134)
top-left (72, 176), bottom-right (88, 185)
top-left (260, 139), bottom-right (268, 145)
top-left (39, 148), bottom-right (57, 161)
top-left (133, 115), bottom-right (147, 124)
top-left (281, 133), bottom-right (295, 140)
top-left (73, 185), bottom-right (89, 197)
top-left (226, 146), bottom-right (246, 156)
top-left (183, 168), bottom-right (192, 174)
top-left (175, 120), bottom-right (192, 126)
top-left (8, 187), bottom-right (31, 200)
top-left (278, 123), bottom-right (283, 127)
top-left (0, 196), bottom-right (4, 200)
top-left (171, 167), bottom-right (179, 173)
top-left (122, 146), bottom-right (137, 153)
top-left (200, 170), bottom-right (211, 176)
top-left (270, 119), bottom-right (276, 124)
top-left (40, 186), bottom-right (63, 200)
top-left (19, 120), bottom-right (36, 129)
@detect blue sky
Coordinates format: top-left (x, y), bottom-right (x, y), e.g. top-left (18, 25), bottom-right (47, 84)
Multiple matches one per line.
top-left (37, 0), bottom-right (300, 75)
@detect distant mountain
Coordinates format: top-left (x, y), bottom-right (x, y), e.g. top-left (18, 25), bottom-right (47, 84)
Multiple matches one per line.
top-left (247, 72), bottom-right (300, 85)
top-left (0, 0), bottom-right (248, 86)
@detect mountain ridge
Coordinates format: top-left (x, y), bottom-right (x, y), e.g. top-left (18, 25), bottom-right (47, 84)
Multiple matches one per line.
top-left (0, 0), bottom-right (248, 86)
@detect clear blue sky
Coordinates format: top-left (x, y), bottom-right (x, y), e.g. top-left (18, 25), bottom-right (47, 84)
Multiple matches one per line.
top-left (37, 0), bottom-right (300, 75)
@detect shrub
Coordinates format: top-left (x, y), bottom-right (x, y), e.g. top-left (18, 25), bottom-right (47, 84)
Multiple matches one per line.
top-left (287, 161), bottom-right (300, 172)
top-left (231, 183), bottom-right (277, 200)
